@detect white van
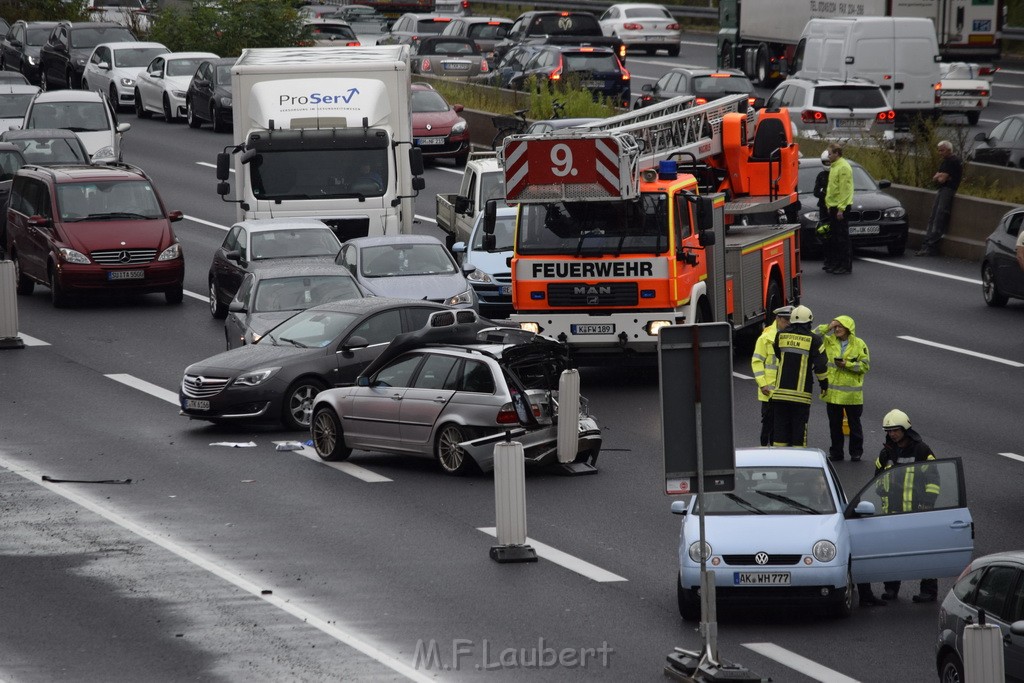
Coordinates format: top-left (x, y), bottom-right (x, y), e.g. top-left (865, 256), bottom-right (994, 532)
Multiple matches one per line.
top-left (792, 17), bottom-right (940, 125)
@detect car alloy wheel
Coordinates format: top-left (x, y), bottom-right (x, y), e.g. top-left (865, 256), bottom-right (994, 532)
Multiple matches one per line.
top-left (435, 423), bottom-right (476, 475)
top-left (186, 100), bottom-right (201, 128)
top-left (13, 254), bottom-right (34, 295)
top-left (49, 267), bottom-right (69, 308)
top-left (939, 652), bottom-right (963, 683)
top-left (982, 261), bottom-right (1008, 307)
top-left (312, 406), bottom-right (352, 461)
top-left (283, 379), bottom-right (326, 430)
top-left (135, 89), bottom-right (150, 118)
top-left (163, 94), bottom-right (175, 122)
top-left (209, 280), bottom-right (227, 318)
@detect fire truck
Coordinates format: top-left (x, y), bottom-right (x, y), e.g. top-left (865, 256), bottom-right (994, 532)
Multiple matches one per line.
top-left (487, 94), bottom-right (802, 359)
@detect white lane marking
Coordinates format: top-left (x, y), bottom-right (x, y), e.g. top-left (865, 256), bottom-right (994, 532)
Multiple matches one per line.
top-left (898, 335), bottom-right (1024, 368)
top-left (183, 214), bottom-right (229, 230)
top-left (184, 289), bottom-right (206, 302)
top-left (106, 373), bottom-right (180, 404)
top-left (416, 213), bottom-right (436, 224)
top-left (734, 371), bottom-right (753, 380)
top-left (857, 257), bottom-right (980, 284)
top-left (15, 333), bottom-right (49, 346)
top-left (999, 452), bottom-right (1024, 464)
top-left (744, 642), bottom-right (860, 683)
top-left (477, 527), bottom-right (627, 582)
top-left (196, 161), bottom-right (234, 173)
top-left (0, 452), bottom-right (435, 683)
top-left (434, 166), bottom-right (464, 175)
top-left (291, 445), bottom-right (393, 482)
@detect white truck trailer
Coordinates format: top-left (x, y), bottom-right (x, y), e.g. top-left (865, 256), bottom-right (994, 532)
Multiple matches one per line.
top-left (215, 45), bottom-right (425, 241)
top-left (718, 0), bottom-right (1004, 85)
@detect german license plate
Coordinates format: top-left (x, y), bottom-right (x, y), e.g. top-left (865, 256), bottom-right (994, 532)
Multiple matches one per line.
top-left (571, 323), bottom-right (615, 335)
top-left (834, 119), bottom-right (863, 128)
top-left (443, 62), bottom-right (470, 70)
top-left (416, 137), bottom-right (445, 146)
top-left (735, 572), bottom-right (790, 585)
top-left (184, 399), bottom-right (210, 411)
top-left (499, 285), bottom-right (512, 295)
top-left (583, 81), bottom-right (603, 89)
top-left (108, 269), bottom-right (144, 280)
top-left (849, 224), bottom-right (880, 235)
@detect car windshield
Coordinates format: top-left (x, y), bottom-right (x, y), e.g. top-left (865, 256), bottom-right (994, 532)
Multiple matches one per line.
top-left (472, 214), bottom-right (515, 251)
top-left (798, 164), bottom-right (878, 193)
top-left (101, 0), bottom-right (143, 7)
top-left (0, 151), bottom-right (23, 180)
top-left (0, 93), bottom-right (34, 118)
top-left (249, 229), bottom-right (342, 260)
top-left (693, 75), bottom-right (753, 96)
top-left (624, 7), bottom-right (672, 18)
top-left (56, 180), bottom-right (163, 221)
top-left (467, 22), bottom-right (508, 39)
top-left (425, 40), bottom-right (477, 55)
top-left (113, 47), bottom-right (167, 68)
top-left (563, 53), bottom-right (619, 73)
top-left (167, 58), bottom-right (206, 77)
top-left (9, 136), bottom-right (89, 165)
top-left (812, 86), bottom-right (888, 109)
top-left (70, 26), bottom-right (135, 49)
top-left (695, 466), bottom-right (837, 515)
top-left (253, 275), bottom-right (361, 312)
top-left (531, 14), bottom-right (600, 35)
top-left (310, 24), bottom-right (357, 39)
top-left (27, 28), bottom-right (52, 45)
top-left (415, 19), bottom-right (449, 34)
top-left (215, 65), bottom-right (232, 83)
top-left (260, 309), bottom-right (359, 347)
top-left (361, 243), bottom-right (457, 277)
top-left (411, 89), bottom-right (449, 113)
top-left (27, 101), bottom-right (108, 132)
top-left (251, 148), bottom-right (388, 200)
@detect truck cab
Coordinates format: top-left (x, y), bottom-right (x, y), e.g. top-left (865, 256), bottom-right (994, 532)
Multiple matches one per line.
top-left (434, 152), bottom-right (504, 249)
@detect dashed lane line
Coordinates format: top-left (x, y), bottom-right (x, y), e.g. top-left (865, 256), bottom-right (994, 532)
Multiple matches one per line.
top-left (858, 257), bottom-right (980, 284)
top-left (898, 335), bottom-right (1024, 367)
top-left (744, 642), bottom-right (860, 683)
top-left (999, 452), bottom-right (1024, 464)
top-left (15, 333), bottom-right (49, 346)
top-left (477, 527), bottom-right (628, 583)
top-left (106, 373), bottom-right (180, 404)
top-left (0, 451), bottom-right (436, 683)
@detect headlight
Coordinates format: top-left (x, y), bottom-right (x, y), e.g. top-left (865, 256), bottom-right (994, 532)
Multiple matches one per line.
top-left (75, 57), bottom-right (86, 66)
top-left (233, 367), bottom-right (280, 387)
top-left (92, 146), bottom-right (115, 161)
top-left (805, 210), bottom-right (821, 222)
top-left (883, 207), bottom-right (906, 220)
top-left (158, 243), bottom-right (181, 261)
top-left (465, 268), bottom-right (494, 284)
top-left (444, 288), bottom-right (474, 307)
top-left (812, 540), bottom-right (837, 563)
top-left (27, 55), bottom-right (37, 66)
top-left (171, 89), bottom-right (187, 98)
top-left (220, 97), bottom-right (232, 107)
top-left (451, 120), bottom-right (467, 135)
top-left (688, 541), bottom-right (712, 563)
top-left (58, 248), bottom-right (89, 264)
top-left (120, 77), bottom-right (135, 87)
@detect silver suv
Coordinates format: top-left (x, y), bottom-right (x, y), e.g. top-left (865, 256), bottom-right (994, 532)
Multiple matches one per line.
top-left (765, 78), bottom-right (894, 139)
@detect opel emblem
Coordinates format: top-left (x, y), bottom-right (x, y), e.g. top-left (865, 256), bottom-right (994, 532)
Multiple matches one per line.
top-left (755, 552), bottom-right (769, 565)
top-left (118, 251), bottom-right (131, 263)
top-left (194, 376), bottom-right (205, 387)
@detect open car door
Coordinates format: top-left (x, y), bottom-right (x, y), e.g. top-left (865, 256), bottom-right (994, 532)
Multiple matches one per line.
top-left (846, 458), bottom-right (973, 584)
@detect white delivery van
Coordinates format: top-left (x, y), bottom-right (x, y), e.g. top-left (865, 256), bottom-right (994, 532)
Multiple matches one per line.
top-left (792, 17), bottom-right (940, 125)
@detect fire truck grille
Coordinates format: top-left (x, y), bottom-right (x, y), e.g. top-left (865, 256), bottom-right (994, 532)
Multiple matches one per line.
top-left (547, 282), bottom-right (638, 306)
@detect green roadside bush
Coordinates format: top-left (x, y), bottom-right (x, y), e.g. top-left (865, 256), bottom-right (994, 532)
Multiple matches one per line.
top-left (0, 0), bottom-right (86, 22)
top-left (429, 75), bottom-right (620, 121)
top-left (148, 0), bottom-right (306, 57)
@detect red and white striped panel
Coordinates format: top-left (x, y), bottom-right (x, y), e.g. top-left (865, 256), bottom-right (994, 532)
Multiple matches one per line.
top-left (503, 136), bottom-right (624, 202)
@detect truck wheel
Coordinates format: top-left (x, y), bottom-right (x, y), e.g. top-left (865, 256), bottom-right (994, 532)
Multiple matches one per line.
top-left (720, 41), bottom-right (733, 68)
top-left (966, 111), bottom-right (980, 126)
top-left (764, 278), bottom-right (782, 321)
top-left (754, 46), bottom-right (770, 86)
top-left (668, 44), bottom-right (680, 57)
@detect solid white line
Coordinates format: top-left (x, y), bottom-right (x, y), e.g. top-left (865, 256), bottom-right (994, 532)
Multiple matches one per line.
top-left (105, 373), bottom-right (180, 404)
top-left (434, 166), bottom-right (464, 175)
top-left (999, 452), bottom-right (1024, 464)
top-left (291, 445), bottom-right (393, 483)
top-left (477, 527), bottom-right (627, 582)
top-left (733, 371), bottom-right (753, 380)
top-left (183, 214), bottom-right (229, 230)
top-left (0, 452), bottom-right (435, 683)
top-left (16, 333), bottom-right (49, 346)
top-left (416, 213), bottom-right (436, 224)
top-left (898, 335), bottom-right (1024, 367)
top-left (744, 642), bottom-right (860, 683)
top-left (857, 257), bottom-right (980, 284)
top-left (184, 289), bottom-right (206, 302)
top-left (196, 161), bottom-right (235, 173)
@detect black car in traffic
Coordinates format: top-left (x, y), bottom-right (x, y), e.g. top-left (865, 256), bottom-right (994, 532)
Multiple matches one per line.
top-left (186, 57), bottom-right (234, 132)
top-left (38, 21), bottom-right (136, 90)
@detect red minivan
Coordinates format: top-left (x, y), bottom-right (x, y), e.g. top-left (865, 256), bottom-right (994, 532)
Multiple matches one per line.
top-left (5, 162), bottom-right (184, 307)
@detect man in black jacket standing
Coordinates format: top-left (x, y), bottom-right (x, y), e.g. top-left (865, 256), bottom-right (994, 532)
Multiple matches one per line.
top-left (917, 140), bottom-right (962, 256)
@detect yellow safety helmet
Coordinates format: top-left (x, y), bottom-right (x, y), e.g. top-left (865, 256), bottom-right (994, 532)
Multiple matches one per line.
top-left (882, 409), bottom-right (911, 430)
top-left (790, 305), bottom-right (813, 324)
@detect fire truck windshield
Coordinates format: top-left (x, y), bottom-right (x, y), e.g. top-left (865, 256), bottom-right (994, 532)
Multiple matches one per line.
top-left (516, 193), bottom-right (674, 256)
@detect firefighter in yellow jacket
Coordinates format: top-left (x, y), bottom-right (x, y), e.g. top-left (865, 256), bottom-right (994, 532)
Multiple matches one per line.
top-left (751, 306), bottom-right (792, 446)
top-left (814, 315), bottom-right (869, 461)
top-left (770, 305), bottom-right (829, 447)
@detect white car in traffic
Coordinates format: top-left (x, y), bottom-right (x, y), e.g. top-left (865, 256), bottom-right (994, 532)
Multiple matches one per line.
top-left (598, 3), bottom-right (681, 56)
top-left (936, 62), bottom-right (991, 126)
top-left (82, 41), bottom-right (168, 111)
top-left (134, 51), bottom-right (218, 122)
top-left (20, 89), bottom-right (130, 162)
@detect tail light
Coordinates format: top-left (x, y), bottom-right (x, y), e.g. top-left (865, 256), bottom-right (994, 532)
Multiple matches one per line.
top-left (480, 60), bottom-right (489, 73)
top-left (695, 97), bottom-right (707, 105)
top-left (346, 41), bottom-right (361, 47)
top-left (747, 96), bottom-right (757, 107)
top-left (623, 22), bottom-right (643, 30)
top-left (667, 22), bottom-right (680, 30)
top-left (934, 84), bottom-right (941, 105)
top-left (421, 58), bottom-right (433, 72)
top-left (876, 110), bottom-right (895, 124)
top-left (979, 89), bottom-right (990, 97)
top-left (549, 67), bottom-right (562, 81)
top-left (619, 44), bottom-right (627, 60)
top-left (497, 401), bottom-right (541, 424)
top-left (620, 61), bottom-right (629, 81)
top-left (979, 66), bottom-right (999, 77)
top-left (801, 109), bottom-right (827, 124)
top-left (461, 0), bottom-right (469, 7)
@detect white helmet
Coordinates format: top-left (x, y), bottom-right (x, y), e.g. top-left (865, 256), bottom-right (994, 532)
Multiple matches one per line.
top-left (820, 150), bottom-right (831, 164)
top-left (882, 409), bottom-right (912, 430)
top-left (790, 305), bottom-right (813, 324)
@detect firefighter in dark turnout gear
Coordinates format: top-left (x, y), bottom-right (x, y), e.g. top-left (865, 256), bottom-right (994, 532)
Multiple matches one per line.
top-left (770, 305), bottom-right (829, 447)
top-left (857, 409), bottom-right (942, 606)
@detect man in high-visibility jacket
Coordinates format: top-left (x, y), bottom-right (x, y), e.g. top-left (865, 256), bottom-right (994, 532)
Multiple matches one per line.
top-left (814, 315), bottom-right (869, 462)
top-left (872, 409), bottom-right (942, 604)
top-left (751, 306), bottom-right (792, 446)
top-left (824, 142), bottom-right (854, 274)
top-left (770, 305), bottom-right (828, 447)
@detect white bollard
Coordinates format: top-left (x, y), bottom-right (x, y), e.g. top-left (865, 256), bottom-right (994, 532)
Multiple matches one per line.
top-left (490, 439), bottom-right (536, 563)
top-left (557, 368), bottom-right (580, 464)
top-left (0, 260), bottom-right (25, 350)
top-left (964, 619), bottom-right (1004, 682)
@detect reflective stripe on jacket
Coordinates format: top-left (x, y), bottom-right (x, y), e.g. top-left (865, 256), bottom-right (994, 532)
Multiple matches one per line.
top-left (751, 322), bottom-right (780, 403)
top-left (874, 430), bottom-right (940, 514)
top-left (814, 316), bottom-right (869, 406)
top-left (771, 325), bottom-right (828, 405)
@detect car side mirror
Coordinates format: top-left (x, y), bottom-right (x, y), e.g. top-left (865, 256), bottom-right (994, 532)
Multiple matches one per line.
top-left (344, 335), bottom-right (369, 351)
top-left (98, 61), bottom-right (110, 70)
top-left (670, 500), bottom-right (688, 515)
top-left (409, 146), bottom-right (425, 176)
top-left (451, 241), bottom-right (466, 253)
top-left (225, 249), bottom-right (241, 263)
top-left (1011, 621), bottom-right (1024, 637)
top-left (27, 214), bottom-right (50, 228)
top-left (117, 122), bottom-right (131, 134)
top-left (877, 180), bottom-right (891, 189)
top-left (642, 83), bottom-right (653, 93)
top-left (216, 152), bottom-right (231, 180)
top-left (482, 233), bottom-right (495, 251)
top-left (751, 96), bottom-right (765, 110)
top-left (228, 300), bottom-right (245, 313)
top-left (853, 500), bottom-right (876, 516)
top-left (168, 210), bottom-right (183, 222)
top-left (356, 375), bottom-right (370, 386)
top-left (461, 262), bottom-right (475, 275)
top-left (973, 131), bottom-right (988, 142)
top-left (412, 176), bottom-right (426, 192)
top-left (453, 104), bottom-right (464, 113)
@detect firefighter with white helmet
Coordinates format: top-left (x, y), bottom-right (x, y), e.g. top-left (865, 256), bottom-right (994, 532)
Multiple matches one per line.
top-left (857, 408), bottom-right (942, 606)
top-left (751, 305), bottom-right (793, 446)
top-left (770, 304), bottom-right (828, 447)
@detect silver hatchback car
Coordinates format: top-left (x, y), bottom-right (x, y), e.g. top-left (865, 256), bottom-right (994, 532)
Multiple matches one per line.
top-left (310, 311), bottom-right (603, 476)
top-left (764, 77), bottom-right (894, 140)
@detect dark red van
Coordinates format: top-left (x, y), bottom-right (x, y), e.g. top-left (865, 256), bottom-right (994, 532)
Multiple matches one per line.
top-left (5, 162), bottom-right (184, 306)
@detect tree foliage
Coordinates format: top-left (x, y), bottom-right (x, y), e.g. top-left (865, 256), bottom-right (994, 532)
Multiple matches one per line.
top-left (0, 0), bottom-right (86, 22)
top-left (147, 0), bottom-right (306, 57)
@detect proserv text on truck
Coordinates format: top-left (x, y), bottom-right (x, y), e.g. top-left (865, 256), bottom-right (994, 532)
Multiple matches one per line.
top-left (215, 45), bottom-right (425, 241)
top-left (718, 0), bottom-right (1004, 86)
top-left (484, 94), bottom-right (803, 359)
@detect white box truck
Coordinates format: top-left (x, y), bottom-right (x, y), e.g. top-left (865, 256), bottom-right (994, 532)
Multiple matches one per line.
top-left (717, 0), bottom-right (1003, 85)
top-left (215, 45), bottom-right (425, 241)
top-left (792, 17), bottom-right (941, 125)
